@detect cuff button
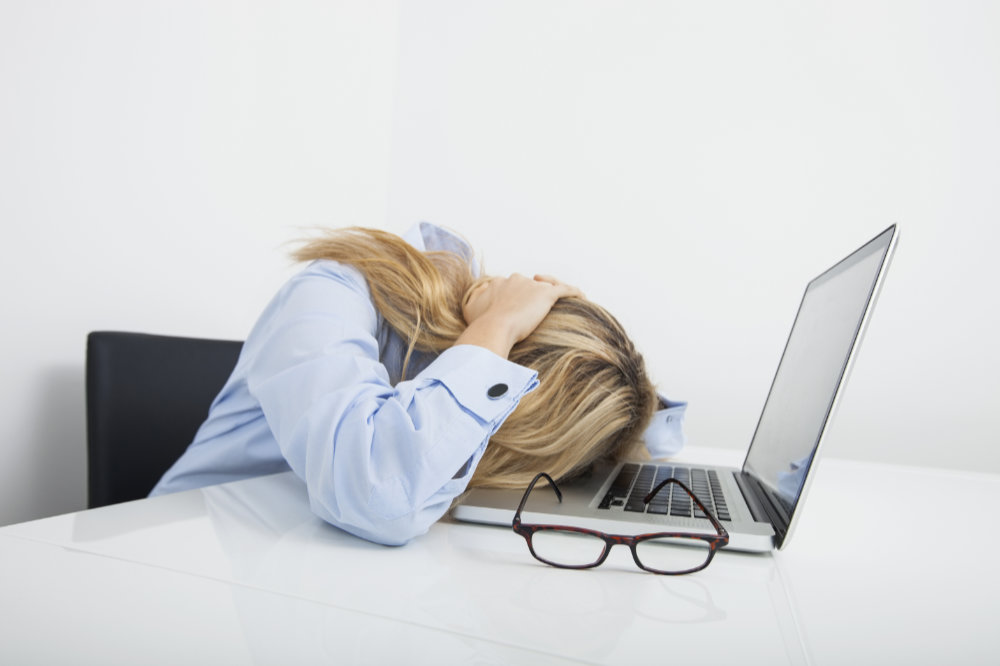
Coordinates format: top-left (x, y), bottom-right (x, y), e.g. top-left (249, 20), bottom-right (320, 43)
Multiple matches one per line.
top-left (487, 383), bottom-right (509, 399)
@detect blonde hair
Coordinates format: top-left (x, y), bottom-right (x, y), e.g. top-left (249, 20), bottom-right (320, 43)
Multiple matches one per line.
top-left (293, 227), bottom-right (657, 489)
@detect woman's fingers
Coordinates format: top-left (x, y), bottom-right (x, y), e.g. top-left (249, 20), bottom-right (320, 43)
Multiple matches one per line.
top-left (534, 274), bottom-right (584, 299)
top-left (459, 272), bottom-right (586, 356)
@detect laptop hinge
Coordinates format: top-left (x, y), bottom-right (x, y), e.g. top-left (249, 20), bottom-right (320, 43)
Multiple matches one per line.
top-left (735, 472), bottom-right (790, 545)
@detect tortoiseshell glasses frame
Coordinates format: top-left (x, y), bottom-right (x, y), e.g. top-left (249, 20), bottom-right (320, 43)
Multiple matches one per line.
top-left (512, 472), bottom-right (730, 575)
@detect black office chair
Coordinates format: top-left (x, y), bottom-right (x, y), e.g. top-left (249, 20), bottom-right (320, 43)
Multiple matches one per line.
top-left (85, 331), bottom-right (243, 508)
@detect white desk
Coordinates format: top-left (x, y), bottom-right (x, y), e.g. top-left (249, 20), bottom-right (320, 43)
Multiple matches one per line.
top-left (1, 451), bottom-right (998, 665)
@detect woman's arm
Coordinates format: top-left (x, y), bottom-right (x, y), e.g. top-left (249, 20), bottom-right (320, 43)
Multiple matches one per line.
top-left (244, 262), bottom-right (539, 545)
top-left (457, 273), bottom-right (582, 358)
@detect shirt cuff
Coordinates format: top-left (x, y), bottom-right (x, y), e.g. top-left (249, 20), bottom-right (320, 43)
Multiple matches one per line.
top-left (413, 344), bottom-right (538, 431)
top-left (644, 395), bottom-right (688, 458)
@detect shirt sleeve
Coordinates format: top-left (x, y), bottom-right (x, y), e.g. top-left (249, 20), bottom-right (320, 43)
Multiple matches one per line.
top-left (643, 395), bottom-right (688, 459)
top-left (243, 261), bottom-right (538, 545)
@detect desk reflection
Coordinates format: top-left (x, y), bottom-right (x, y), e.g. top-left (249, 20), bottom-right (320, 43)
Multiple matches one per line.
top-left (179, 473), bottom-right (811, 665)
top-left (12, 458), bottom-right (988, 665)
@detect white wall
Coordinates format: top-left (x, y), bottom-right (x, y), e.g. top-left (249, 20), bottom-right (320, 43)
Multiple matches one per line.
top-left (386, 1), bottom-right (1000, 475)
top-left (0, 1), bottom-right (399, 525)
top-left (1, 1), bottom-right (997, 526)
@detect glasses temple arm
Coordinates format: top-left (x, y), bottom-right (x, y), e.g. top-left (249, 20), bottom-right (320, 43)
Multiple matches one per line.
top-left (645, 478), bottom-right (729, 538)
top-left (513, 472), bottom-right (563, 525)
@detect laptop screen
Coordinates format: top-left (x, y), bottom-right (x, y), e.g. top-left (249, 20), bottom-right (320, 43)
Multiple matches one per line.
top-left (742, 227), bottom-right (896, 518)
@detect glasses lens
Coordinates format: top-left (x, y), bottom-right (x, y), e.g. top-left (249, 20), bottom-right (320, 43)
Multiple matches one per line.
top-left (530, 529), bottom-right (607, 567)
top-left (634, 537), bottom-right (713, 574)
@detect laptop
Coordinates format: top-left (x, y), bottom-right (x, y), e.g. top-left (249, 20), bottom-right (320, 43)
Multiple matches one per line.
top-left (454, 225), bottom-right (898, 552)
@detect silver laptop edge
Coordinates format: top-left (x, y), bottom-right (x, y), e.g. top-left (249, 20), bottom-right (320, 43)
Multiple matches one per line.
top-left (762, 224), bottom-right (898, 549)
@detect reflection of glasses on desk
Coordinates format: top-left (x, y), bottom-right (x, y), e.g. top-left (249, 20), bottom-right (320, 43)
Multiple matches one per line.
top-left (513, 472), bottom-right (729, 575)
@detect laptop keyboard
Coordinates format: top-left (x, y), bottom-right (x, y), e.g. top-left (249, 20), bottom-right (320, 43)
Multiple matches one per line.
top-left (597, 463), bottom-right (731, 522)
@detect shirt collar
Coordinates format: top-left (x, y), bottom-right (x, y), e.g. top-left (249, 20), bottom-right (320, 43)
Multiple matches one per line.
top-left (402, 222), bottom-right (481, 277)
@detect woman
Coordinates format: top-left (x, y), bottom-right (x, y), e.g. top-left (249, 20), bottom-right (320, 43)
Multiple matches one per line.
top-left (152, 223), bottom-right (664, 545)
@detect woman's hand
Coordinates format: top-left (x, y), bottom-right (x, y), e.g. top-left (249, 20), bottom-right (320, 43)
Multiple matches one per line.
top-left (455, 273), bottom-right (583, 358)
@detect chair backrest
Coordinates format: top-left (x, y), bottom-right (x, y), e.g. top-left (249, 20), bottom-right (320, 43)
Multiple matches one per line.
top-left (85, 331), bottom-right (243, 508)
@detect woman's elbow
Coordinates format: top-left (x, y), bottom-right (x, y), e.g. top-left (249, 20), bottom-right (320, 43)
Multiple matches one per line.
top-left (344, 511), bottom-right (434, 546)
top-left (307, 492), bottom-right (435, 546)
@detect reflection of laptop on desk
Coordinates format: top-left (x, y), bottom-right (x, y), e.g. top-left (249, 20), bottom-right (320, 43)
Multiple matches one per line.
top-left (455, 225), bottom-right (898, 553)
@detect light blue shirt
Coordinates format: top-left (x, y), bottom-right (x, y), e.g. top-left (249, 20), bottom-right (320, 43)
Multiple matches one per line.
top-left (644, 396), bottom-right (688, 459)
top-left (152, 223), bottom-right (687, 545)
top-left (152, 224), bottom-right (538, 545)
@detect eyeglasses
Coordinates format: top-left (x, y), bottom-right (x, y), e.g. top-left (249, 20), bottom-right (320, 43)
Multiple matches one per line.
top-left (512, 472), bottom-right (729, 575)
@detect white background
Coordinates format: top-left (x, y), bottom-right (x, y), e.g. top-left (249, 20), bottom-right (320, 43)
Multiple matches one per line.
top-left (1, 1), bottom-right (997, 526)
